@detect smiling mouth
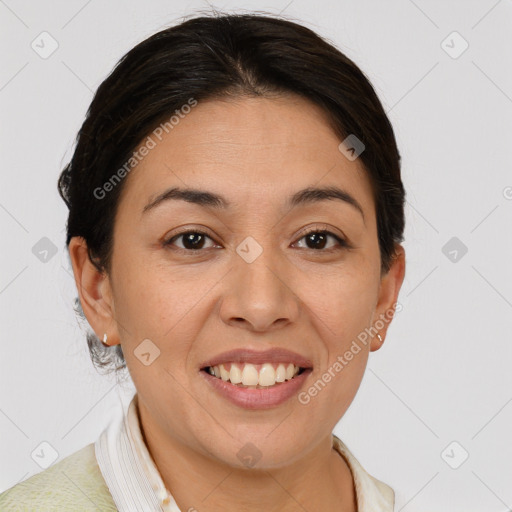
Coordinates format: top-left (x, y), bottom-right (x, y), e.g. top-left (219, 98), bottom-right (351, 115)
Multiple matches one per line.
top-left (201, 362), bottom-right (308, 389)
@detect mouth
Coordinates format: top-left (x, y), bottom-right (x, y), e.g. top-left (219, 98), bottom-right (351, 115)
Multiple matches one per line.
top-left (200, 362), bottom-right (309, 389)
top-left (198, 348), bottom-right (314, 410)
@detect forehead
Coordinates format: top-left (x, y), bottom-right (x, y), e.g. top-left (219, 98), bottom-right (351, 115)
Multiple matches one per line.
top-left (118, 95), bottom-right (374, 220)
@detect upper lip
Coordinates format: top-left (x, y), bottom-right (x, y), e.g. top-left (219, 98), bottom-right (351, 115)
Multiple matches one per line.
top-left (199, 348), bottom-right (313, 370)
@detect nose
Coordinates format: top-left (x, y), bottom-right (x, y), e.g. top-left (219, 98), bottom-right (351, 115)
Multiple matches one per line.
top-left (219, 248), bottom-right (300, 333)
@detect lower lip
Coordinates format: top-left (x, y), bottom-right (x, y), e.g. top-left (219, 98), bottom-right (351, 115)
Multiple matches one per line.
top-left (200, 369), bottom-right (313, 410)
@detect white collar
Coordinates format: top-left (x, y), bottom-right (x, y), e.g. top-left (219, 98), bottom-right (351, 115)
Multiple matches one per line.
top-left (95, 394), bottom-right (395, 511)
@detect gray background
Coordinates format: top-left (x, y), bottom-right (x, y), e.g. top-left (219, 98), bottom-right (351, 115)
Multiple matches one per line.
top-left (1, 1), bottom-right (511, 510)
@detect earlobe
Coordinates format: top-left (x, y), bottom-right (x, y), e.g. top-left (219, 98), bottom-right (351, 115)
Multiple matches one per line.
top-left (369, 244), bottom-right (406, 352)
top-left (68, 236), bottom-right (119, 345)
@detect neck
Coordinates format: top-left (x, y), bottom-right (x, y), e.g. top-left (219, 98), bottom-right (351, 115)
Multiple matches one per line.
top-left (137, 405), bottom-right (357, 512)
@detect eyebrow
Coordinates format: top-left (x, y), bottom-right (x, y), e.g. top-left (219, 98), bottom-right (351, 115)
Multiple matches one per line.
top-left (142, 185), bottom-right (365, 222)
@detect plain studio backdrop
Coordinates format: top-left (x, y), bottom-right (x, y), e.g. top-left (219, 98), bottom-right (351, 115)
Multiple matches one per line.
top-left (1, 1), bottom-right (511, 511)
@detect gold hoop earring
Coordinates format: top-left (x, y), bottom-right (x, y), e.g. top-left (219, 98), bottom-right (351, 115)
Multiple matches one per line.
top-left (102, 333), bottom-right (109, 347)
top-left (377, 333), bottom-right (383, 342)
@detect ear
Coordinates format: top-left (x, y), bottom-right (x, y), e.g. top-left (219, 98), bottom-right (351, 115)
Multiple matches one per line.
top-left (68, 236), bottom-right (120, 346)
top-left (370, 244), bottom-right (406, 352)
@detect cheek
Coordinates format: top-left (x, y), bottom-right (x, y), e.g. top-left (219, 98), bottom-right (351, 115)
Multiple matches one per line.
top-left (302, 263), bottom-right (378, 337)
top-left (112, 247), bottom-right (171, 319)
top-left (300, 265), bottom-right (376, 394)
top-left (112, 255), bottom-right (215, 358)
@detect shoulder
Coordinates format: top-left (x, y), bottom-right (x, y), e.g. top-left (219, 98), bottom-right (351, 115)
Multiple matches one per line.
top-left (332, 434), bottom-right (395, 511)
top-left (0, 442), bottom-right (118, 511)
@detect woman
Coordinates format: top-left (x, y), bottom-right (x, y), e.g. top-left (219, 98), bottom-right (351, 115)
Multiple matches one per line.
top-left (0, 11), bottom-right (406, 511)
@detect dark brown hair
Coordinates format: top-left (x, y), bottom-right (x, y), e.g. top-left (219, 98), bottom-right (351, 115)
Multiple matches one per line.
top-left (58, 12), bottom-right (406, 375)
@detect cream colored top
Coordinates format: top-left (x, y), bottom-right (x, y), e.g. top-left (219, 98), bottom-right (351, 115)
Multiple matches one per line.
top-left (94, 393), bottom-right (400, 511)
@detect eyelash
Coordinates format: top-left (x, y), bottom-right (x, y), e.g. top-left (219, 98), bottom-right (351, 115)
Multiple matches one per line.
top-left (163, 227), bottom-right (349, 254)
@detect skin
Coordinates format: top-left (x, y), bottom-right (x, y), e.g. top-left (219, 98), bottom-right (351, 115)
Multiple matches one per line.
top-left (69, 94), bottom-right (405, 512)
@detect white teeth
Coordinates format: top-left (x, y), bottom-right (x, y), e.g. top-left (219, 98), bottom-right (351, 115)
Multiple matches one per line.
top-left (275, 364), bottom-right (286, 383)
top-left (229, 364), bottom-right (242, 384)
top-left (258, 363), bottom-right (276, 387)
top-left (219, 364), bottom-right (230, 381)
top-left (208, 362), bottom-right (302, 387)
top-left (241, 364), bottom-right (259, 386)
top-left (285, 363), bottom-right (295, 380)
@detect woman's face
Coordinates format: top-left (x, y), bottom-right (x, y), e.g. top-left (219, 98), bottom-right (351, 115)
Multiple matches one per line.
top-left (73, 94), bottom-right (405, 469)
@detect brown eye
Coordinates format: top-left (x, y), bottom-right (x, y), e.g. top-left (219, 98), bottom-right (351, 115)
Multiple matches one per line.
top-left (163, 228), bottom-right (348, 254)
top-left (294, 229), bottom-right (348, 251)
top-left (164, 230), bottom-right (216, 251)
